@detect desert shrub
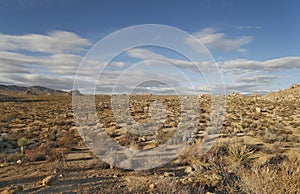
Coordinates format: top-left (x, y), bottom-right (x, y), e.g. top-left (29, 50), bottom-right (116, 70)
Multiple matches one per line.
top-left (229, 143), bottom-right (255, 165)
top-left (213, 169), bottom-right (242, 193)
top-left (17, 137), bottom-right (28, 154)
top-left (189, 141), bottom-right (230, 166)
top-left (24, 145), bottom-right (51, 162)
top-left (47, 148), bottom-right (67, 162)
top-left (239, 157), bottom-right (300, 194)
top-left (57, 130), bottom-right (77, 150)
top-left (207, 141), bottom-right (230, 158)
top-left (177, 139), bottom-right (204, 165)
top-left (47, 128), bottom-right (58, 142)
top-left (265, 154), bottom-right (287, 166)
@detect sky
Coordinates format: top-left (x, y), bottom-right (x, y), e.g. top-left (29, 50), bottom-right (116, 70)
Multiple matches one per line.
top-left (0, 0), bottom-right (299, 94)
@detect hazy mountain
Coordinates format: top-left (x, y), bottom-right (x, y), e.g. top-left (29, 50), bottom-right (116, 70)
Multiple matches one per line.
top-left (0, 84), bottom-right (66, 94)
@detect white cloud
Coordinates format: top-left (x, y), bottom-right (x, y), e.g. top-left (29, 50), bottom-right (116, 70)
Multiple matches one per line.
top-left (224, 83), bottom-right (274, 94)
top-left (0, 30), bottom-right (299, 95)
top-left (126, 48), bottom-right (218, 72)
top-left (0, 29), bottom-right (127, 91)
top-left (220, 56), bottom-right (300, 93)
top-left (226, 83), bottom-right (257, 91)
top-left (222, 56), bottom-right (300, 72)
top-left (186, 27), bottom-right (252, 52)
top-left (0, 31), bottom-right (92, 53)
top-left (0, 31), bottom-right (202, 93)
top-left (0, 50), bottom-right (126, 77)
top-left (235, 75), bottom-right (279, 84)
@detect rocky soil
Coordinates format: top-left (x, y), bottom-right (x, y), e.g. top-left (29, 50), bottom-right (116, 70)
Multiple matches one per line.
top-left (0, 85), bottom-right (299, 193)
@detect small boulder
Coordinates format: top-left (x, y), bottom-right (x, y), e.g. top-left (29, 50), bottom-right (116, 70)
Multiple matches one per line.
top-left (255, 107), bottom-right (261, 113)
top-left (163, 172), bottom-right (175, 177)
top-left (184, 166), bottom-right (194, 174)
top-left (42, 175), bottom-right (56, 186)
top-left (149, 183), bottom-right (155, 190)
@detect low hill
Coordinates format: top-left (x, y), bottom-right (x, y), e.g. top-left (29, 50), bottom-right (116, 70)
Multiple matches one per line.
top-left (264, 84), bottom-right (300, 101)
top-left (0, 84), bottom-right (66, 94)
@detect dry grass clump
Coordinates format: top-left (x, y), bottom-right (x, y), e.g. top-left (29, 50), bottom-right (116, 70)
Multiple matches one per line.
top-left (178, 139), bottom-right (300, 193)
top-left (177, 140), bottom-right (203, 165)
top-left (124, 175), bottom-right (206, 193)
top-left (239, 157), bottom-right (300, 194)
top-left (179, 141), bottom-right (242, 192)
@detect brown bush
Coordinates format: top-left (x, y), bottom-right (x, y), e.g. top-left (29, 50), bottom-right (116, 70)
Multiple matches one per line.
top-left (57, 131), bottom-right (76, 150)
top-left (239, 157), bottom-right (300, 194)
top-left (48, 148), bottom-right (68, 162)
top-left (24, 145), bottom-right (51, 162)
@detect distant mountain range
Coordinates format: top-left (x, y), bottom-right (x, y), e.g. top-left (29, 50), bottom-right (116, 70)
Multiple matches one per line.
top-left (0, 84), bottom-right (299, 96)
top-left (0, 84), bottom-right (66, 94)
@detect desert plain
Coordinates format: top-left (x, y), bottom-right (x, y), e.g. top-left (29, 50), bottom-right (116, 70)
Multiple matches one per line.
top-left (0, 84), bottom-right (299, 193)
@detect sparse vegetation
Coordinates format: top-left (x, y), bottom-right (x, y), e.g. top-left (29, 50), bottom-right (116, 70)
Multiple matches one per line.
top-left (0, 85), bottom-right (300, 193)
top-left (24, 145), bottom-right (49, 162)
top-left (17, 137), bottom-right (28, 155)
top-left (229, 143), bottom-right (256, 164)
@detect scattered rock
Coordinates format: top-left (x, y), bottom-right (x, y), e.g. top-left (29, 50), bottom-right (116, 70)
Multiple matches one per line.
top-left (163, 172), bottom-right (175, 177)
top-left (290, 84), bottom-right (300, 89)
top-left (42, 175), bottom-right (56, 186)
top-left (149, 183), bottom-right (155, 190)
top-left (16, 160), bottom-right (22, 165)
top-left (180, 177), bottom-right (192, 184)
top-left (184, 166), bottom-right (194, 174)
top-left (1, 185), bottom-right (23, 194)
top-left (228, 92), bottom-right (241, 97)
top-left (255, 107), bottom-right (261, 113)
top-left (118, 184), bottom-right (127, 188)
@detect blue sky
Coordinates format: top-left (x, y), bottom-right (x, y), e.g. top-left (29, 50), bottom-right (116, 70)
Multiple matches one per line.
top-left (0, 0), bottom-right (299, 94)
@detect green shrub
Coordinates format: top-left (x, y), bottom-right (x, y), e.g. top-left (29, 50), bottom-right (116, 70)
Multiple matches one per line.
top-left (17, 137), bottom-right (28, 154)
top-left (229, 144), bottom-right (255, 164)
